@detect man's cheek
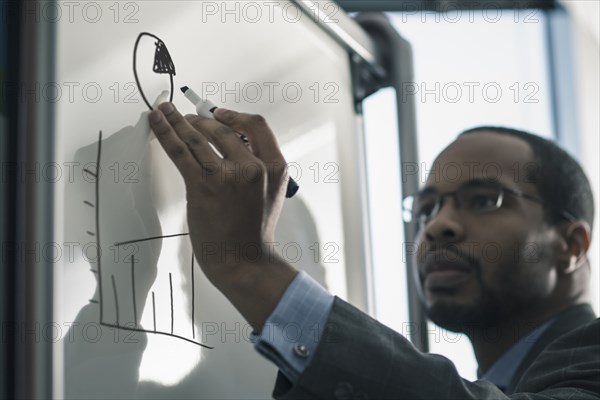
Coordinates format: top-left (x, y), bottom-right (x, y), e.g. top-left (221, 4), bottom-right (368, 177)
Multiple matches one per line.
top-left (476, 241), bottom-right (502, 265)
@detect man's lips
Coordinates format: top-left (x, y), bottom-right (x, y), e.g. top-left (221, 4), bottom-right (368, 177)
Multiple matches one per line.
top-left (425, 269), bottom-right (471, 290)
top-left (420, 250), bottom-right (474, 290)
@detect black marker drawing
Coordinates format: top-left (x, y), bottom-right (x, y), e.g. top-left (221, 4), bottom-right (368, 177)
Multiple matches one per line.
top-left (114, 232), bottom-right (189, 247)
top-left (152, 291), bottom-right (157, 333)
top-left (95, 131), bottom-right (104, 323)
top-left (192, 256), bottom-right (196, 339)
top-left (112, 274), bottom-right (120, 325)
top-left (131, 255), bottom-right (137, 323)
top-left (169, 273), bottom-right (174, 335)
top-left (133, 32), bottom-right (176, 110)
top-left (87, 130), bottom-right (212, 349)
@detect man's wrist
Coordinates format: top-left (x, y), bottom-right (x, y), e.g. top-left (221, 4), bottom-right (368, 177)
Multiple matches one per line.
top-left (218, 253), bottom-right (298, 332)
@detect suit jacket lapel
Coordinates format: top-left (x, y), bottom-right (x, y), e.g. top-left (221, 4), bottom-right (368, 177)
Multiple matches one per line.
top-left (505, 303), bottom-right (597, 394)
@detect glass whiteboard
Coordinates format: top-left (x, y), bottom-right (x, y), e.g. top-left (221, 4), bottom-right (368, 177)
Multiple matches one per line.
top-left (54, 1), bottom-right (359, 398)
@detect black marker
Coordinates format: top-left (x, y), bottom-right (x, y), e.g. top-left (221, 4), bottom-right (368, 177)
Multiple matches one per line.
top-left (181, 86), bottom-right (299, 198)
top-left (181, 85), bottom-right (218, 118)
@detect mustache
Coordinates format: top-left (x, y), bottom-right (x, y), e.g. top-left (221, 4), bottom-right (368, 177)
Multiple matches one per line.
top-left (419, 246), bottom-right (482, 277)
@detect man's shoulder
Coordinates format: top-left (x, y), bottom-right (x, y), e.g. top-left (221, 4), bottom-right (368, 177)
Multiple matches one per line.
top-left (510, 304), bottom-right (598, 393)
top-left (544, 304), bottom-right (597, 337)
top-left (514, 316), bottom-right (600, 396)
top-left (531, 304), bottom-right (596, 356)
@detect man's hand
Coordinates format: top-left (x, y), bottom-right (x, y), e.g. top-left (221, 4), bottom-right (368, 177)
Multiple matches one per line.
top-left (148, 102), bottom-right (297, 331)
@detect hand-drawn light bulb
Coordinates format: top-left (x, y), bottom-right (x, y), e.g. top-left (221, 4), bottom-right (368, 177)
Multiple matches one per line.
top-left (133, 32), bottom-right (177, 110)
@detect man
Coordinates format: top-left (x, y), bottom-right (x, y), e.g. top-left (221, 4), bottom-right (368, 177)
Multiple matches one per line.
top-left (148, 102), bottom-right (599, 399)
top-left (410, 126), bottom-right (596, 392)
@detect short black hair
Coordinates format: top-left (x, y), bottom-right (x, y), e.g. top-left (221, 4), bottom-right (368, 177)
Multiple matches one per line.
top-left (459, 126), bottom-right (595, 232)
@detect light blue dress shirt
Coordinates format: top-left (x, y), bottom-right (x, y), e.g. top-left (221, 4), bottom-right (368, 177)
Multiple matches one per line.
top-left (252, 271), bottom-right (334, 382)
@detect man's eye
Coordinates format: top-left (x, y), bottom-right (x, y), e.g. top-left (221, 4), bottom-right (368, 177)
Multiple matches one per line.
top-left (469, 194), bottom-right (497, 210)
top-left (415, 201), bottom-right (436, 219)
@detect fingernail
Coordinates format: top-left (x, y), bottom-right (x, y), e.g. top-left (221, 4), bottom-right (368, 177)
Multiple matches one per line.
top-left (149, 110), bottom-right (162, 123)
top-left (213, 107), bottom-right (230, 118)
top-left (159, 102), bottom-right (175, 115)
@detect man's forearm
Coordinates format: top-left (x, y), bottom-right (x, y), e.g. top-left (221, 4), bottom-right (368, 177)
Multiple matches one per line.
top-left (207, 253), bottom-right (298, 332)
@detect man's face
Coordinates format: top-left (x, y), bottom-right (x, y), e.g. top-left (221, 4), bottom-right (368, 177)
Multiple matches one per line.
top-left (414, 132), bottom-right (561, 332)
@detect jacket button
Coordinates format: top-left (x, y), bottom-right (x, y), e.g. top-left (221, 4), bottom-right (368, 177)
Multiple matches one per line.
top-left (293, 343), bottom-right (309, 358)
top-left (334, 382), bottom-right (353, 400)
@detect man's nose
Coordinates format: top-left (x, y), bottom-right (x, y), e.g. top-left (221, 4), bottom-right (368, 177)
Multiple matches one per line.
top-left (423, 199), bottom-right (466, 245)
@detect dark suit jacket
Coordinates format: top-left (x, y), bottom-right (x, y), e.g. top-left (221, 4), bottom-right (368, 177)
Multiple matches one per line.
top-left (273, 298), bottom-right (599, 399)
top-left (506, 303), bottom-right (596, 393)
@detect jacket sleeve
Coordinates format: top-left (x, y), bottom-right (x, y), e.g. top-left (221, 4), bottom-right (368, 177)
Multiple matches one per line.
top-left (272, 297), bottom-right (600, 400)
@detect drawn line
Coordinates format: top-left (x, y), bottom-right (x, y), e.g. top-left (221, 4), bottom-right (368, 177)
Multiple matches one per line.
top-left (86, 231), bottom-right (95, 237)
top-left (169, 273), bottom-right (174, 335)
top-left (111, 274), bottom-right (119, 326)
top-left (83, 201), bottom-right (94, 208)
top-left (191, 256), bottom-right (195, 339)
top-left (114, 232), bottom-right (189, 247)
top-left (96, 130), bottom-right (104, 323)
top-left (131, 255), bottom-right (137, 325)
top-left (89, 299), bottom-right (98, 304)
top-left (152, 291), bottom-right (156, 332)
top-left (100, 323), bottom-right (213, 349)
top-left (84, 168), bottom-right (97, 178)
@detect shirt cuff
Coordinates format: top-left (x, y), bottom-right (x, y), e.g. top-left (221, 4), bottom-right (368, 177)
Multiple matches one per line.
top-left (252, 271), bottom-right (334, 382)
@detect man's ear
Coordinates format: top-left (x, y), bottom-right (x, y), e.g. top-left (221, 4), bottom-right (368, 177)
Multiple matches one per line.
top-left (556, 221), bottom-right (591, 275)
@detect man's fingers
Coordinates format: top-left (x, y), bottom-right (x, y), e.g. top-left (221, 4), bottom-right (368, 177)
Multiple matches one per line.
top-left (213, 108), bottom-right (283, 162)
top-left (212, 109), bottom-right (289, 199)
top-left (185, 114), bottom-right (252, 160)
top-left (157, 103), bottom-right (221, 166)
top-left (148, 108), bottom-right (199, 177)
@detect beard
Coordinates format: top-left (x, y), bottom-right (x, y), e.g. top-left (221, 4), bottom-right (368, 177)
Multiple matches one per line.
top-left (418, 250), bottom-right (504, 333)
top-left (417, 240), bottom-right (554, 334)
top-left (424, 293), bottom-right (507, 333)
top-left (423, 273), bottom-right (543, 334)
top-left (422, 261), bottom-right (516, 333)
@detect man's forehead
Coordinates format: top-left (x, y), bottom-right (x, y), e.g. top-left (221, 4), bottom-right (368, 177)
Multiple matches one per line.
top-left (425, 131), bottom-right (535, 188)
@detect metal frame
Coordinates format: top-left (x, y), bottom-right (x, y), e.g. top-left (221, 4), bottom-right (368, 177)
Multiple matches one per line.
top-left (292, 0), bottom-right (387, 80)
top-left (0, 1), bottom-right (18, 397)
top-left (335, 0), bottom-right (557, 12)
top-left (5, 1), bottom-right (58, 398)
top-left (543, 5), bottom-right (581, 155)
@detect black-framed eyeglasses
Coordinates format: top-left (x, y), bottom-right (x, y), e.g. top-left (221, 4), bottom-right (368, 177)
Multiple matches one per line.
top-left (402, 180), bottom-right (576, 226)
